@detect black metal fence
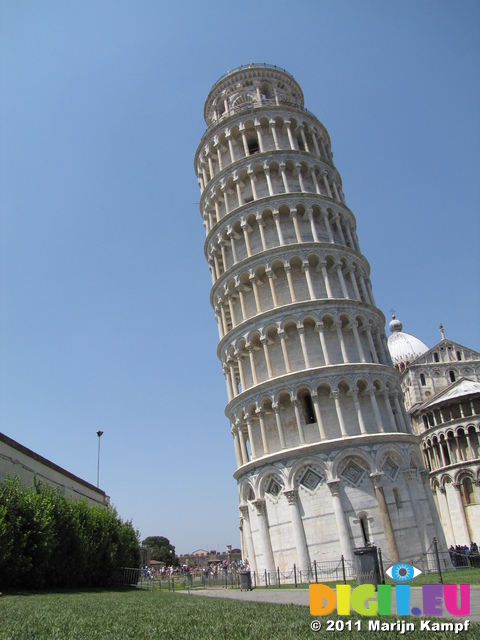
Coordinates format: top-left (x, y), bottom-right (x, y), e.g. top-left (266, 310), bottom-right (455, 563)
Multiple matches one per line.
top-left (117, 539), bottom-right (479, 591)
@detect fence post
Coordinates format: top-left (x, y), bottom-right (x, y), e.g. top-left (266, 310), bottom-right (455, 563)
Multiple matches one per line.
top-left (254, 571), bottom-right (256, 588)
top-left (265, 569), bottom-right (268, 588)
top-left (314, 560), bottom-right (318, 583)
top-left (341, 555), bottom-right (346, 585)
top-left (378, 548), bottom-right (385, 584)
top-left (277, 566), bottom-right (281, 588)
top-left (172, 577), bottom-right (174, 592)
top-left (294, 563), bottom-right (297, 588)
top-left (433, 537), bottom-right (443, 584)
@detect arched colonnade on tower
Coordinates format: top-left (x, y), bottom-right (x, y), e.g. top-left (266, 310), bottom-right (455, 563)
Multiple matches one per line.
top-left (229, 372), bottom-right (411, 465)
top-left (206, 200), bottom-right (361, 279)
top-left (238, 445), bottom-right (438, 573)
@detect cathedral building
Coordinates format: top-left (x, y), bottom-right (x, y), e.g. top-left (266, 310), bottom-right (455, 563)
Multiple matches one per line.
top-left (388, 317), bottom-right (480, 547)
top-left (195, 64), bottom-right (445, 573)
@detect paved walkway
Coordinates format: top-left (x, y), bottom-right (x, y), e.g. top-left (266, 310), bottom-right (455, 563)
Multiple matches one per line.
top-left (177, 585), bottom-right (480, 622)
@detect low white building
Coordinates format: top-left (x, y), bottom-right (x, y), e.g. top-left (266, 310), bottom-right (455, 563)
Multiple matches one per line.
top-left (0, 432), bottom-right (109, 506)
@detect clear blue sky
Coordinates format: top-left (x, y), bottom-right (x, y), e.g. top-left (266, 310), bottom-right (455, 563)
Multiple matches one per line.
top-left (1, 1), bottom-right (479, 554)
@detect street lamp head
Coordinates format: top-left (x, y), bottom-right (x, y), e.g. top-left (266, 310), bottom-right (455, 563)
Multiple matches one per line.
top-left (97, 430), bottom-right (104, 438)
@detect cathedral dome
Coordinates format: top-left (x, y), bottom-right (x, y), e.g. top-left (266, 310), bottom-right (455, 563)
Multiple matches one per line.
top-left (387, 315), bottom-right (429, 370)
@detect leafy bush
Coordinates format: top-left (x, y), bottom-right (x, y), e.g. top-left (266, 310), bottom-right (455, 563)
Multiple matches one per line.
top-left (0, 476), bottom-right (140, 589)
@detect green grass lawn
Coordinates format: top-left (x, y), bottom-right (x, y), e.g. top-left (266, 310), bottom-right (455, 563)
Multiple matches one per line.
top-left (0, 588), bottom-right (479, 640)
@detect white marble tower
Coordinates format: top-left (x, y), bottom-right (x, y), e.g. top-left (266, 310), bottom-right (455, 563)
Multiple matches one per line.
top-left (194, 64), bottom-right (445, 573)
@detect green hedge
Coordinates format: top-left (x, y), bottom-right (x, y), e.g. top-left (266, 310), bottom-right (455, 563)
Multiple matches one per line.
top-left (0, 476), bottom-right (140, 589)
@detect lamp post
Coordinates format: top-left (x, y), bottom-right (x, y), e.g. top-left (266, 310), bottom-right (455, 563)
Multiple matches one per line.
top-left (96, 430), bottom-right (104, 488)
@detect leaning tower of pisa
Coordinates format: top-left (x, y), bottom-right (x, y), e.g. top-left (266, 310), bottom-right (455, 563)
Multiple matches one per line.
top-left (194, 64), bottom-right (445, 574)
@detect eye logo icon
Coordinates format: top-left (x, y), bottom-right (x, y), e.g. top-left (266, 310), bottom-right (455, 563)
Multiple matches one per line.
top-left (385, 563), bottom-right (422, 582)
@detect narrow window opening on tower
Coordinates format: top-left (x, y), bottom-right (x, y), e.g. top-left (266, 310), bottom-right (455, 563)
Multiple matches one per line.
top-left (449, 371), bottom-right (456, 383)
top-left (442, 443), bottom-right (451, 465)
top-left (301, 393), bottom-right (316, 424)
top-left (420, 373), bottom-right (426, 386)
top-left (359, 516), bottom-right (370, 545)
top-left (247, 139), bottom-right (259, 155)
top-left (297, 137), bottom-right (305, 151)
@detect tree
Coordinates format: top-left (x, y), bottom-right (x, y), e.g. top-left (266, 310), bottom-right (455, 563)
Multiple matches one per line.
top-left (142, 536), bottom-right (178, 565)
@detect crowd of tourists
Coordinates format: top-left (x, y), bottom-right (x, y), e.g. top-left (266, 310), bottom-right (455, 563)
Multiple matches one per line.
top-left (141, 558), bottom-right (250, 581)
top-left (449, 542), bottom-right (479, 567)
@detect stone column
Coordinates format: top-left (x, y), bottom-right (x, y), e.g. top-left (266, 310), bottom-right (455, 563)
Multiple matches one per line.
top-left (256, 408), bottom-right (270, 455)
top-left (252, 499), bottom-right (275, 572)
top-left (269, 120), bottom-right (279, 149)
top-left (279, 163), bottom-right (290, 193)
top-left (320, 261), bottom-right (333, 298)
top-left (327, 480), bottom-right (353, 562)
top-left (307, 209), bottom-right (320, 242)
top-left (246, 344), bottom-right (258, 385)
top-left (322, 210), bottom-right (335, 242)
top-left (240, 128), bottom-right (249, 156)
top-left (382, 391), bottom-right (398, 432)
top-left (273, 402), bottom-right (287, 449)
top-left (331, 390), bottom-right (348, 437)
top-left (333, 215), bottom-right (346, 244)
top-left (303, 262), bottom-right (315, 300)
top-left (235, 177), bottom-right (243, 207)
top-left (335, 322), bottom-right (350, 363)
top-left (316, 322), bottom-right (331, 365)
top-left (292, 399), bottom-right (306, 444)
top-left (232, 426), bottom-right (243, 467)
top-left (239, 505), bottom-right (258, 574)
top-left (284, 489), bottom-right (311, 572)
top-left (255, 122), bottom-right (264, 152)
top-left (368, 388), bottom-right (385, 432)
top-left (403, 469), bottom-right (429, 551)
top-left (452, 483), bottom-right (472, 545)
top-left (248, 171), bottom-right (257, 201)
top-left (284, 265), bottom-right (297, 303)
top-left (297, 325), bottom-right (310, 368)
top-left (322, 172), bottom-right (333, 198)
top-left (370, 472), bottom-right (399, 563)
top-left (290, 210), bottom-right (303, 242)
top-left (236, 352), bottom-right (246, 391)
top-left (311, 392), bottom-right (327, 440)
top-left (223, 365), bottom-right (234, 402)
top-left (311, 170), bottom-right (321, 195)
top-left (393, 394), bottom-right (409, 433)
top-left (351, 322), bottom-right (366, 362)
top-left (237, 424), bottom-right (249, 464)
top-left (336, 264), bottom-right (350, 298)
top-left (296, 165), bottom-right (306, 192)
top-left (350, 390), bottom-right (367, 434)
top-left (420, 470), bottom-right (448, 548)
top-left (266, 269), bottom-right (279, 307)
top-left (299, 127), bottom-right (309, 152)
top-left (364, 326), bottom-right (380, 364)
top-left (260, 336), bottom-right (274, 378)
top-left (264, 166), bottom-right (274, 197)
top-left (272, 210), bottom-right (284, 245)
top-left (436, 486), bottom-right (455, 546)
top-left (249, 272), bottom-right (262, 313)
top-left (278, 330), bottom-right (292, 373)
top-left (285, 121), bottom-right (295, 150)
top-left (245, 416), bottom-right (257, 460)
top-left (256, 215), bottom-right (267, 250)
